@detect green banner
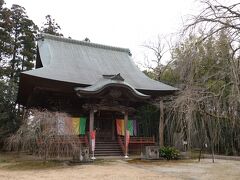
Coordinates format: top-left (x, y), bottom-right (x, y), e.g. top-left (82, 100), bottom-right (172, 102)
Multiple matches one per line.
top-left (79, 117), bottom-right (86, 135)
top-left (128, 120), bottom-right (134, 136)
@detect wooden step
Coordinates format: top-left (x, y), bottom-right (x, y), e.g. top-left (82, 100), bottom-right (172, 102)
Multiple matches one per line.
top-left (96, 146), bottom-right (121, 149)
top-left (94, 140), bottom-right (123, 156)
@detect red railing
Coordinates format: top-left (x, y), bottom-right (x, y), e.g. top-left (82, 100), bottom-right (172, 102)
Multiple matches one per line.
top-left (118, 136), bottom-right (155, 144)
top-left (117, 136), bottom-right (155, 154)
top-left (129, 136), bottom-right (155, 144)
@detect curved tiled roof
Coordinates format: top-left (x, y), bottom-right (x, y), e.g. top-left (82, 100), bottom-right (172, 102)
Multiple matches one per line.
top-left (75, 74), bottom-right (150, 100)
top-left (23, 33), bottom-right (177, 92)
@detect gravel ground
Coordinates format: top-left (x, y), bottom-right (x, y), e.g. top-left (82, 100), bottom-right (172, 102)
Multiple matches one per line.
top-left (0, 157), bottom-right (240, 180)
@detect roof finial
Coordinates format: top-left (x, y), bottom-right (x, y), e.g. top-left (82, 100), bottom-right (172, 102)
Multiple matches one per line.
top-left (111, 73), bottom-right (124, 81)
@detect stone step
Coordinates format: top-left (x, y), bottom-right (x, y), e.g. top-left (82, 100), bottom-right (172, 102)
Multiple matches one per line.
top-left (94, 153), bottom-right (123, 156)
top-left (95, 146), bottom-right (121, 149)
top-left (95, 148), bottom-right (121, 151)
top-left (96, 144), bottom-right (120, 146)
top-left (96, 141), bottom-right (119, 144)
top-left (95, 144), bottom-right (119, 146)
top-left (95, 144), bottom-right (120, 147)
top-left (95, 152), bottom-right (122, 155)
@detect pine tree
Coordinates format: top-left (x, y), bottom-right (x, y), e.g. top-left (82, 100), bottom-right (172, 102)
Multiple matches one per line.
top-left (0, 2), bottom-right (38, 146)
top-left (0, 0), bottom-right (12, 66)
top-left (8, 4), bottom-right (38, 81)
top-left (41, 15), bottom-right (63, 36)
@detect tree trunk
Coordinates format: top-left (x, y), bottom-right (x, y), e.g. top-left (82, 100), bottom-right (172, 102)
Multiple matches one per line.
top-left (10, 29), bottom-right (19, 79)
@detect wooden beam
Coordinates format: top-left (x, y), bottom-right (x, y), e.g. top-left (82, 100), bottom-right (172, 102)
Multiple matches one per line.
top-left (159, 100), bottom-right (164, 147)
top-left (83, 104), bottom-right (136, 113)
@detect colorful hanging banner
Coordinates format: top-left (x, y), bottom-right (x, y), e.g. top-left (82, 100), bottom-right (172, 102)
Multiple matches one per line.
top-left (116, 119), bottom-right (135, 136)
top-left (116, 119), bottom-right (122, 135)
top-left (79, 117), bottom-right (86, 135)
top-left (121, 120), bottom-right (125, 135)
top-left (57, 116), bottom-right (86, 135)
top-left (72, 117), bottom-right (80, 135)
top-left (128, 120), bottom-right (134, 136)
top-left (133, 120), bottom-right (137, 136)
top-left (64, 116), bottom-right (73, 135)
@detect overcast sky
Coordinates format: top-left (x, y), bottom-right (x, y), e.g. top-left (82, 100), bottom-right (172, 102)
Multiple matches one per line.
top-left (7, 0), bottom-right (200, 66)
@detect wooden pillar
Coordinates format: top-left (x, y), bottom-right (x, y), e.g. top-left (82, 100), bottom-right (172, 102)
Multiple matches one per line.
top-left (112, 119), bottom-right (115, 140)
top-left (89, 109), bottom-right (94, 150)
top-left (124, 111), bottom-right (128, 158)
top-left (159, 100), bottom-right (164, 147)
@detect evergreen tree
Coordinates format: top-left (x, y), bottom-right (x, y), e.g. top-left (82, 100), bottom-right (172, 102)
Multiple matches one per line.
top-left (0, 0), bottom-right (12, 66)
top-left (8, 4), bottom-right (38, 81)
top-left (0, 2), bottom-right (38, 146)
top-left (0, 80), bottom-right (19, 141)
top-left (41, 15), bottom-right (63, 36)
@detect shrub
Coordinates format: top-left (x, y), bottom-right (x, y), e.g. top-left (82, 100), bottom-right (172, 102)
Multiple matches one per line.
top-left (159, 146), bottom-right (180, 160)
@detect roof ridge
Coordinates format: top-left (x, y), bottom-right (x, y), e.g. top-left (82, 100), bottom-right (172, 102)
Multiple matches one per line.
top-left (38, 33), bottom-right (131, 54)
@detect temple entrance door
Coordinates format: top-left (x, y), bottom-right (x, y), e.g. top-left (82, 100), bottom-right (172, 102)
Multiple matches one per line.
top-left (95, 118), bottom-right (115, 141)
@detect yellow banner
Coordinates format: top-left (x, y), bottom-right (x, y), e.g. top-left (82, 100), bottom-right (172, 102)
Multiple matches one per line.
top-left (72, 117), bottom-right (80, 135)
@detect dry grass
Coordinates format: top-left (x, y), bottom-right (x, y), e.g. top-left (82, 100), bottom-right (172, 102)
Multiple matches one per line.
top-left (0, 152), bottom-right (240, 180)
top-left (0, 152), bottom-right (64, 170)
top-left (127, 158), bottom-right (196, 165)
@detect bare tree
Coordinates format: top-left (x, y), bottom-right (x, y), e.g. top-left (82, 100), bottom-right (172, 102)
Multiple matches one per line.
top-left (185, 0), bottom-right (240, 102)
top-left (142, 36), bottom-right (174, 81)
top-left (163, 0), bottom-right (240, 158)
top-left (6, 109), bottom-right (82, 161)
top-left (142, 36), bottom-right (177, 147)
